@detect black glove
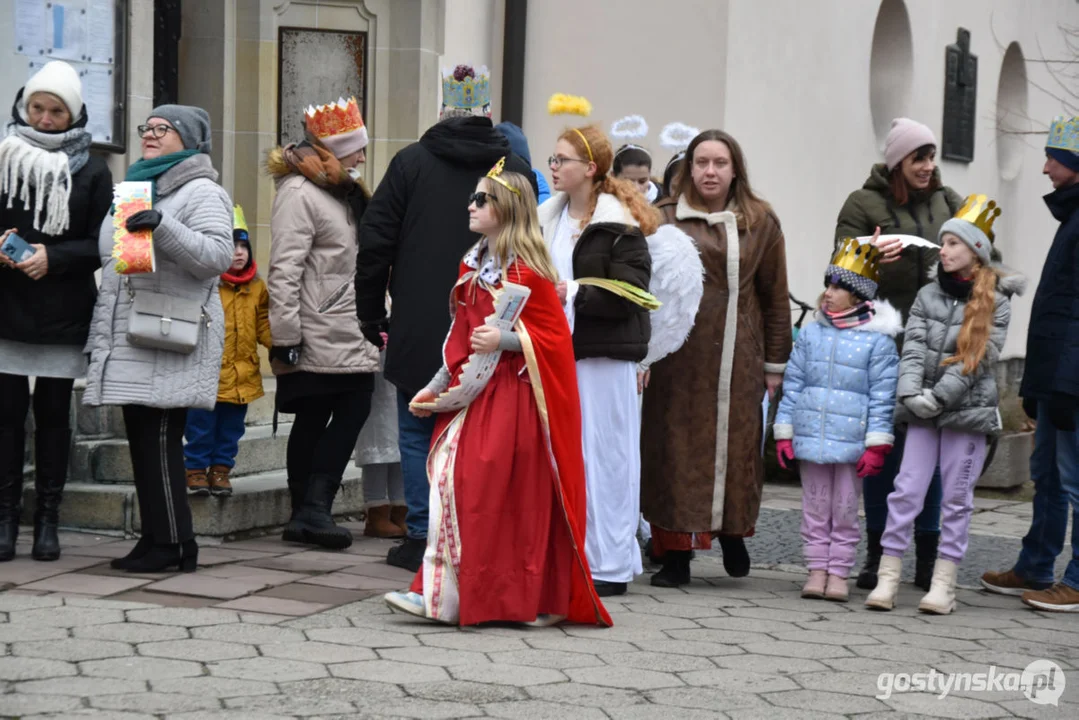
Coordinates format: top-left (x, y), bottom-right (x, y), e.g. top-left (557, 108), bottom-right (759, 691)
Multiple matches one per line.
top-left (360, 318), bottom-right (389, 350)
top-left (126, 209), bottom-right (163, 232)
top-left (1022, 397), bottom-right (1038, 421)
top-left (269, 345), bottom-right (301, 366)
top-left (1047, 393), bottom-right (1077, 432)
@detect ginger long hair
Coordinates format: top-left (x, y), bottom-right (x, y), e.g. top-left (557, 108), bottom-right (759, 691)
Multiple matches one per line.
top-left (558, 125), bottom-right (660, 235)
top-left (474, 172), bottom-right (559, 284)
top-left (673, 129), bottom-right (772, 230)
top-left (941, 263), bottom-right (999, 375)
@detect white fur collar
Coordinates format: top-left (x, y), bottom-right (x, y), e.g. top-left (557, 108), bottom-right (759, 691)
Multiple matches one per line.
top-left (675, 194), bottom-right (736, 226)
top-left (537, 191), bottom-right (637, 231)
top-left (814, 299), bottom-right (904, 337)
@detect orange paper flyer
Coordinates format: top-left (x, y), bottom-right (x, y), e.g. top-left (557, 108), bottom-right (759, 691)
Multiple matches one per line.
top-left (111, 182), bottom-right (155, 274)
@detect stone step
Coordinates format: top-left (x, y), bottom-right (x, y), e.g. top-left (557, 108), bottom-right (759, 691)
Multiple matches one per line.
top-left (18, 468), bottom-right (364, 537)
top-left (70, 422), bottom-right (292, 484)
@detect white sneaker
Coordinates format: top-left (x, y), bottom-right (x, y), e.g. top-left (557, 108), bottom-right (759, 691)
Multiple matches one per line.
top-left (384, 591), bottom-right (427, 618)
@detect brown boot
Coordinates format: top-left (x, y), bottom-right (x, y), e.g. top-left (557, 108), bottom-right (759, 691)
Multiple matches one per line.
top-left (364, 504), bottom-right (405, 538)
top-left (208, 465), bottom-right (233, 497)
top-left (390, 505), bottom-right (408, 535)
top-left (186, 469), bottom-right (210, 496)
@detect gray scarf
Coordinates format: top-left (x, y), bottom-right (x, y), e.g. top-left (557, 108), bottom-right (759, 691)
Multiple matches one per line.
top-left (0, 121), bottom-right (93, 236)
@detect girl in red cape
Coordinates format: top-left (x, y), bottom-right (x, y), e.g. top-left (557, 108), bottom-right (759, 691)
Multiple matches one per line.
top-left (383, 160), bottom-right (612, 628)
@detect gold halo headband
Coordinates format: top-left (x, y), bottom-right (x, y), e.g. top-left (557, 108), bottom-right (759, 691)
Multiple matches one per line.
top-left (572, 128), bottom-right (594, 163)
top-left (485, 157), bottom-right (521, 196)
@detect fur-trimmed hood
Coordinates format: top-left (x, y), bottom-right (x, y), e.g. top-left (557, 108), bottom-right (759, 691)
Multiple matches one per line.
top-left (265, 145), bottom-right (372, 199)
top-left (538, 191), bottom-right (638, 232)
top-left (814, 299), bottom-right (903, 337)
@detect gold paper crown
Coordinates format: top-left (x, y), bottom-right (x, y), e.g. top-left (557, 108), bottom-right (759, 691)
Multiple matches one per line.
top-left (830, 238), bottom-right (882, 284)
top-left (953, 194), bottom-right (1002, 240)
top-left (486, 157), bottom-right (520, 196)
top-left (1047, 116), bottom-right (1079, 153)
top-left (304, 97), bottom-right (364, 139)
top-left (233, 205), bottom-right (248, 233)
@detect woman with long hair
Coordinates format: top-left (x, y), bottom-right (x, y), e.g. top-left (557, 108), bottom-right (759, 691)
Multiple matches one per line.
top-left (0, 61), bottom-right (112, 562)
top-left (538, 124), bottom-right (657, 597)
top-left (641, 129), bottom-right (792, 587)
top-left (835, 118), bottom-right (965, 592)
top-left (384, 163), bottom-right (611, 627)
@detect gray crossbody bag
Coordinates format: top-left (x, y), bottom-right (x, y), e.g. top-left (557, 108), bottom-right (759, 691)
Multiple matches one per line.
top-left (125, 277), bottom-right (214, 355)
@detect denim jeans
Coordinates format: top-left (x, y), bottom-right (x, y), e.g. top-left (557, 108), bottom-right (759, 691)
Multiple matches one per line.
top-left (183, 402), bottom-right (248, 469)
top-left (397, 389), bottom-right (436, 539)
top-left (1013, 402), bottom-right (1079, 589)
top-left (862, 428), bottom-right (943, 534)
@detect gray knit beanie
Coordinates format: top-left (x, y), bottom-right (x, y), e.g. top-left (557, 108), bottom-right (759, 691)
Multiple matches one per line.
top-left (938, 217), bottom-right (992, 266)
top-left (148, 104), bottom-right (212, 154)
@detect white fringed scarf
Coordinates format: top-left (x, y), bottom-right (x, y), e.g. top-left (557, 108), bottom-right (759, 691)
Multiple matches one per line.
top-left (0, 120), bottom-right (91, 237)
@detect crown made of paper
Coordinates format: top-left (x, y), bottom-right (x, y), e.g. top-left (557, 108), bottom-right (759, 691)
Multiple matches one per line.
top-left (548, 93), bottom-right (592, 117)
top-left (954, 194), bottom-right (1002, 240)
top-left (442, 65), bottom-right (490, 109)
top-left (830, 237), bottom-right (882, 284)
top-left (233, 205), bottom-right (248, 233)
top-left (486, 156), bottom-right (520, 196)
top-left (1047, 116), bottom-right (1079, 152)
top-left (305, 97), bottom-right (364, 139)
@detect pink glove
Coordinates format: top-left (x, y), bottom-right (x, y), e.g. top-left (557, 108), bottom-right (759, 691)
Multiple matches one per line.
top-left (857, 445), bottom-right (893, 478)
top-left (776, 439), bottom-right (794, 469)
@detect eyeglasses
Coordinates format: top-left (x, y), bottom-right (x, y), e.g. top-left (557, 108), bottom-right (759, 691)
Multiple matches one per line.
top-left (548, 155), bottom-right (588, 169)
top-left (137, 124), bottom-right (178, 139)
top-left (469, 191), bottom-right (495, 208)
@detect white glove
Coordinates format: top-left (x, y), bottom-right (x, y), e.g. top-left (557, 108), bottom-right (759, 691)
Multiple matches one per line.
top-left (904, 389), bottom-right (942, 420)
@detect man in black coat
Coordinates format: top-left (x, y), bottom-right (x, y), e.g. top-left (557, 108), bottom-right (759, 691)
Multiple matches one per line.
top-left (355, 88), bottom-right (536, 571)
top-left (981, 125), bottom-right (1079, 612)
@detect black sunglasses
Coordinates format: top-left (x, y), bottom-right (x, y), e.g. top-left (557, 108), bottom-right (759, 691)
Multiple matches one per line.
top-left (469, 191), bottom-right (495, 208)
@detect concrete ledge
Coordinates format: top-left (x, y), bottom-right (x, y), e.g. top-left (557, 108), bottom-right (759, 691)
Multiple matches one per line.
top-left (19, 482), bottom-right (134, 531)
top-left (978, 431), bottom-right (1033, 489)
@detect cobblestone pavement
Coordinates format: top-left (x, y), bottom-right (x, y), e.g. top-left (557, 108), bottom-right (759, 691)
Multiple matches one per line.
top-left (0, 485), bottom-right (1075, 719)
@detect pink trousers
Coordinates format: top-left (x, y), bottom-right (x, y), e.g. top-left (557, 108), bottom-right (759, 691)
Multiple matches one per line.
top-left (800, 462), bottom-right (863, 578)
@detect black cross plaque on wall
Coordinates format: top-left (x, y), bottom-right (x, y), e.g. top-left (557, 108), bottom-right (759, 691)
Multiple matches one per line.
top-left (942, 28), bottom-right (977, 163)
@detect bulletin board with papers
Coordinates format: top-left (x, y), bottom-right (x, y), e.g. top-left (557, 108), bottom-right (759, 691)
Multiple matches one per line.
top-left (10, 0), bottom-right (127, 152)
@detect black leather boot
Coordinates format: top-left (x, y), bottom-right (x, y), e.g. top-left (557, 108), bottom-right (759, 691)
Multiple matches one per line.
top-left (124, 538), bottom-right (198, 573)
top-left (281, 474), bottom-right (307, 543)
top-left (110, 534), bottom-right (155, 570)
top-left (288, 474), bottom-right (352, 550)
top-left (856, 529), bottom-right (883, 590)
top-left (914, 531), bottom-right (939, 591)
top-left (650, 550), bottom-right (692, 587)
top-left (0, 428), bottom-right (25, 562)
top-left (31, 428), bottom-right (71, 561)
top-left (718, 535), bottom-right (750, 577)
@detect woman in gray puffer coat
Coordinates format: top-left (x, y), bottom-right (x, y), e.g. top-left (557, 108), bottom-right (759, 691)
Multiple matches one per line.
top-left (83, 105), bottom-right (233, 574)
top-left (866, 198), bottom-right (1024, 616)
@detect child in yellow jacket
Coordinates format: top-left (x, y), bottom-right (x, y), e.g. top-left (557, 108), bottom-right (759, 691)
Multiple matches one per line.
top-left (184, 206), bottom-right (271, 496)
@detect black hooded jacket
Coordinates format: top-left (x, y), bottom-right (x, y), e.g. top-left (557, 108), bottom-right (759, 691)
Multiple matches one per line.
top-left (355, 116), bottom-right (537, 395)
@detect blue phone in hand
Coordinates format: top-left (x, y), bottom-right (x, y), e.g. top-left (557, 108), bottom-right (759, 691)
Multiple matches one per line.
top-left (1, 233), bottom-right (34, 263)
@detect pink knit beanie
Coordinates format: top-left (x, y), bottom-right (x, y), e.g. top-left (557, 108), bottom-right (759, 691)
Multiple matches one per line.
top-left (884, 118), bottom-right (937, 171)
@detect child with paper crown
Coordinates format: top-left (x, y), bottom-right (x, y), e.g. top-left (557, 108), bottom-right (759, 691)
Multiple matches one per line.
top-left (773, 231), bottom-right (902, 602)
top-left (866, 195), bottom-right (1025, 614)
top-left (183, 205), bottom-right (272, 497)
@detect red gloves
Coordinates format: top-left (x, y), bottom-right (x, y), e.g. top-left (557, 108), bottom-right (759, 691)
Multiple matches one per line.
top-left (776, 439), bottom-right (794, 469)
top-left (857, 445), bottom-right (892, 478)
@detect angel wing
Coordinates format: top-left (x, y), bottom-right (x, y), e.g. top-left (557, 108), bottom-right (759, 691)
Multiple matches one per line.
top-left (642, 225), bottom-right (705, 367)
top-left (854, 233), bottom-right (940, 250)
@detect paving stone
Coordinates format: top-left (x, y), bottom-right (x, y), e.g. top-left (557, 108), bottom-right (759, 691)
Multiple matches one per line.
top-left (215, 595), bottom-right (333, 616)
top-left (379, 645), bottom-right (490, 667)
top-left (0, 692), bottom-right (84, 716)
top-left (0, 594), bottom-right (64, 612)
top-left (141, 575), bottom-right (273, 600)
top-left (679, 666), bottom-right (800, 692)
top-left (404, 680), bottom-right (526, 704)
top-left (482, 699), bottom-right (608, 720)
top-left (278, 677), bottom-right (406, 701)
top-left (488, 648), bottom-right (606, 669)
top-left (108, 590), bottom-right (219, 608)
top-left (243, 555), bottom-right (360, 574)
top-left (282, 614), bottom-right (354, 630)
top-left (607, 706), bottom-right (730, 720)
top-left (191, 622), bottom-right (306, 645)
top-left (64, 596), bottom-right (160, 610)
top-left (150, 676), bottom-right (279, 698)
top-left (996, 698), bottom-right (1079, 719)
top-left (332, 659), bottom-right (449, 684)
top-left (298, 572), bottom-right (398, 591)
top-left (629, 639), bottom-right (744, 658)
top-left (12, 638), bottom-right (133, 662)
top-left (695, 615), bottom-right (801, 634)
top-left (770, 628), bottom-right (883, 646)
top-left (765, 689), bottom-right (889, 714)
top-left (306, 626), bottom-right (420, 648)
top-left (725, 606), bottom-right (823, 624)
top-left (645, 686), bottom-right (767, 711)
top-left (72, 622), bottom-right (188, 643)
top-left (0, 656), bottom-right (77, 681)
top-left (9, 605), bottom-right (125, 627)
top-left (258, 582), bottom-right (374, 606)
top-left (876, 631), bottom-right (986, 653)
top-left (139, 639), bottom-right (258, 662)
top-left (725, 709), bottom-right (847, 720)
top-left (852, 642), bottom-right (961, 666)
top-left (208, 656), bottom-right (328, 682)
top-left (126, 607), bottom-right (240, 627)
top-left (29, 711), bottom-right (158, 719)
top-left (164, 712), bottom-right (295, 720)
top-left (597, 650), bottom-right (704, 673)
top-left (224, 693), bottom-right (357, 716)
top-left (15, 676), bottom-right (146, 696)
top-left (20, 572), bottom-right (152, 596)
top-left (621, 601), bottom-right (730, 619)
top-left (521, 634), bottom-right (637, 655)
top-left (822, 655), bottom-right (926, 675)
top-left (663, 628), bottom-right (774, 646)
top-left (335, 561), bottom-right (418, 583)
top-left (713, 653), bottom-right (829, 675)
top-left (562, 625), bottom-right (673, 644)
top-left (0, 624), bottom-right (70, 643)
top-left (90, 691), bottom-right (223, 714)
top-left (883, 691), bottom-right (1014, 718)
top-left (789, 669), bottom-right (893, 696)
top-left (81, 656), bottom-right (204, 680)
top-left (739, 640), bottom-right (854, 659)
top-left (239, 611), bottom-right (292, 624)
top-left (260, 641), bottom-right (376, 664)
top-left (199, 565), bottom-right (310, 586)
top-left (450, 661), bottom-right (568, 687)
top-left (525, 681), bottom-right (647, 707)
top-left (565, 665), bottom-right (681, 690)
top-left (420, 631), bottom-right (529, 653)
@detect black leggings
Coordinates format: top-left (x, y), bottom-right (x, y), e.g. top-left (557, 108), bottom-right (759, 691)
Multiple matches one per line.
top-left (287, 390), bottom-right (372, 483)
top-left (0, 374), bottom-right (75, 432)
top-left (123, 405), bottom-right (192, 545)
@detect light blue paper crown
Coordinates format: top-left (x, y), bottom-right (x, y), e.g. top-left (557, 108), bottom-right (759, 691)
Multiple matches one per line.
top-left (1047, 116), bottom-right (1079, 152)
top-left (442, 66), bottom-right (490, 109)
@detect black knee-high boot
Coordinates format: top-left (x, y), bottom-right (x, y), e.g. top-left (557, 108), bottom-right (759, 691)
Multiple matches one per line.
top-left (32, 428), bottom-right (71, 561)
top-left (0, 428), bottom-right (25, 561)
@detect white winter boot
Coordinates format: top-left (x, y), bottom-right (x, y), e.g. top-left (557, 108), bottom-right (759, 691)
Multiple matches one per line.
top-left (865, 554), bottom-right (902, 611)
top-left (918, 558), bottom-right (958, 615)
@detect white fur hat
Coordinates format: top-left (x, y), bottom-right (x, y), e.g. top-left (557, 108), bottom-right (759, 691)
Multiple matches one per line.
top-left (22, 61), bottom-right (84, 120)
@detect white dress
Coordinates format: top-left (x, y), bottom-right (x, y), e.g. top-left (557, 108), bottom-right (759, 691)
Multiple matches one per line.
top-left (550, 206), bottom-right (643, 584)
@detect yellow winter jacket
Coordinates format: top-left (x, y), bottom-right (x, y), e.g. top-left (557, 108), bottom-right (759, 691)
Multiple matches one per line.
top-left (218, 274), bottom-right (272, 404)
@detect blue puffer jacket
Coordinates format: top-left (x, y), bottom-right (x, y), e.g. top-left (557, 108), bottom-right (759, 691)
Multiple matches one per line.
top-left (774, 301), bottom-right (902, 464)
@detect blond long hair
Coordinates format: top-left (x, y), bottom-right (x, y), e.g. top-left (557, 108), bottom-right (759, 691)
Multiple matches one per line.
top-left (559, 125), bottom-right (660, 235)
top-left (475, 172), bottom-right (559, 284)
top-left (941, 264), bottom-right (999, 375)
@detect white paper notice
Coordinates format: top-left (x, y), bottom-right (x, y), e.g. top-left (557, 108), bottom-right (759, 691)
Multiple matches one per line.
top-left (27, 59), bottom-right (50, 82)
top-left (87, 0), bottom-right (115, 64)
top-left (15, 0), bottom-right (46, 57)
top-left (412, 282), bottom-right (532, 413)
top-left (81, 65), bottom-right (114, 143)
top-left (46, 0), bottom-right (89, 62)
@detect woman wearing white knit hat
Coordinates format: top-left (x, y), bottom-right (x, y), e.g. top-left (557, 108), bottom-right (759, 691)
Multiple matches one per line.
top-left (0, 61), bottom-right (113, 563)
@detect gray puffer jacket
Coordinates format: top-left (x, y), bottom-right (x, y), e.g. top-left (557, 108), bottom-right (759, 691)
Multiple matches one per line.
top-left (895, 267), bottom-right (1026, 435)
top-left (83, 154), bottom-right (233, 410)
